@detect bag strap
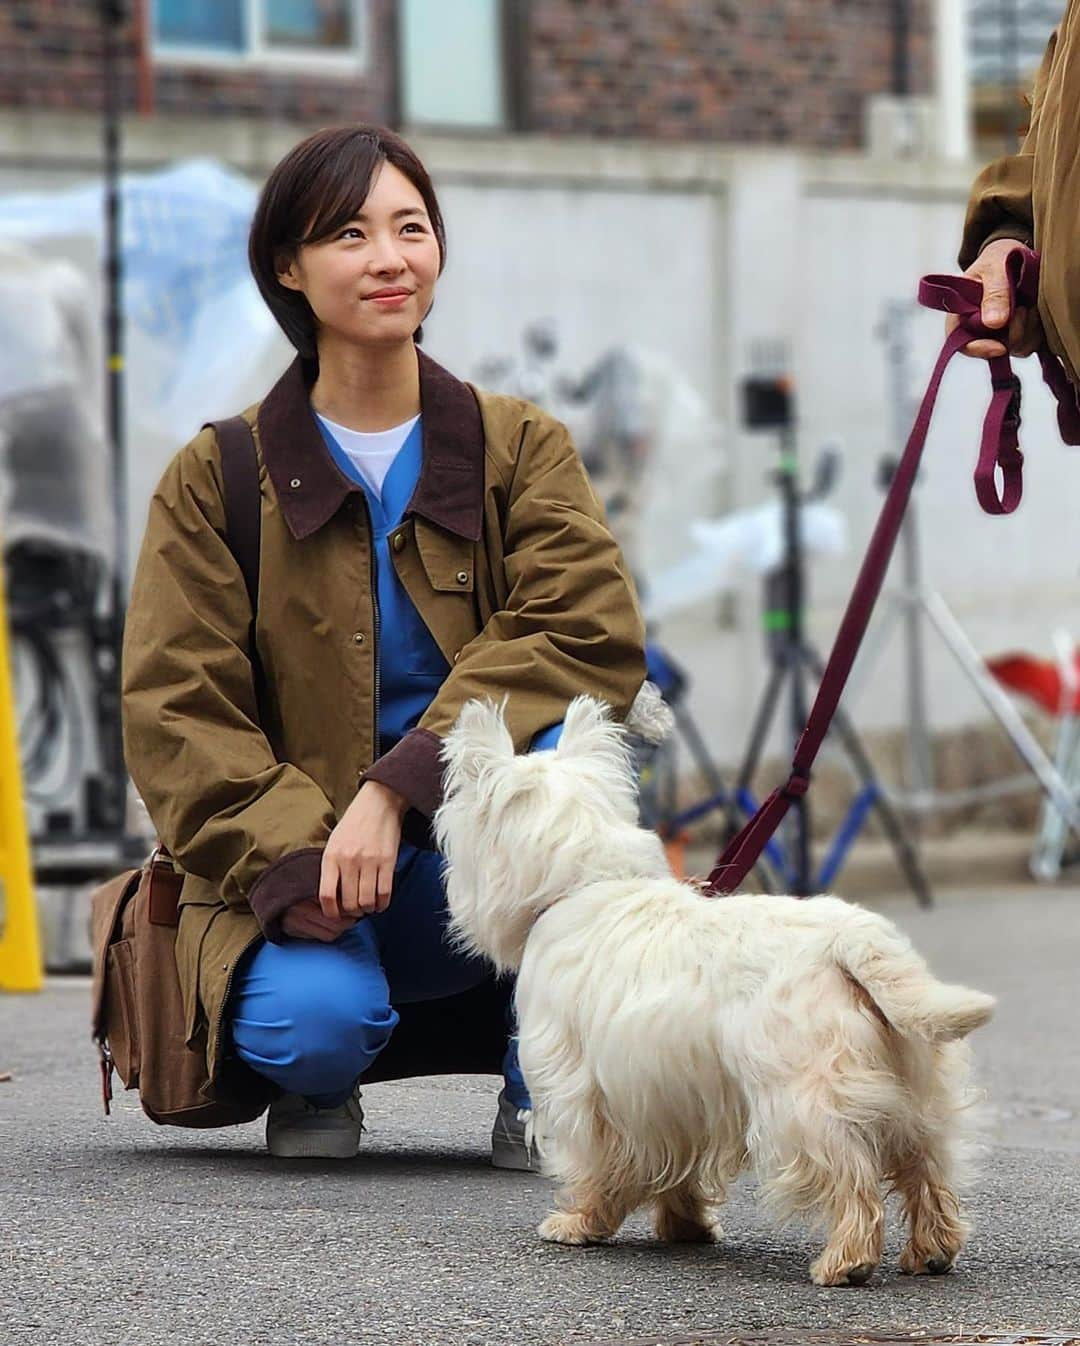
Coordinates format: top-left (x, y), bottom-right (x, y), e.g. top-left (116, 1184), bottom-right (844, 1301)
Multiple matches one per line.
top-left (703, 244), bottom-right (1080, 897)
top-left (208, 415), bottom-right (262, 611)
top-left (205, 415), bottom-right (266, 716)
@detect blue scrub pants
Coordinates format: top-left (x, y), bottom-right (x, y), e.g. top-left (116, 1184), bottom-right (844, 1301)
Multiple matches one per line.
top-left (228, 843), bottom-right (530, 1110)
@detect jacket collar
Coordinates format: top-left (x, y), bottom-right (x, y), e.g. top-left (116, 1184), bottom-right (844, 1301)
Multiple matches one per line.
top-left (256, 348), bottom-right (485, 542)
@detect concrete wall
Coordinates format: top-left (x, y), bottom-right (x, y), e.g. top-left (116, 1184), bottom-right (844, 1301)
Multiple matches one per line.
top-left (3, 111), bottom-right (1073, 776)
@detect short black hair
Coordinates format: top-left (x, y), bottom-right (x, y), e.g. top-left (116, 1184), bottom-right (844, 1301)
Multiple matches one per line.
top-left (248, 125), bottom-right (447, 360)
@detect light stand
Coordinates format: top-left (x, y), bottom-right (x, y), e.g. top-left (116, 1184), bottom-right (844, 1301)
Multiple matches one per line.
top-left (732, 373), bottom-right (931, 904)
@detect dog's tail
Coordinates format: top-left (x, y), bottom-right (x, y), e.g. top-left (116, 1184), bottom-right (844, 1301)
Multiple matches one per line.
top-left (832, 913), bottom-right (995, 1044)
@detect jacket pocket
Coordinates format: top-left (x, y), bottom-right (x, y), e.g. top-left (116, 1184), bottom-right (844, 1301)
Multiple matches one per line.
top-left (414, 526), bottom-right (476, 594)
top-left (396, 521), bottom-right (481, 668)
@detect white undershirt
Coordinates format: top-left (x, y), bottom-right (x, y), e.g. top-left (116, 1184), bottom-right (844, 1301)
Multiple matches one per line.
top-left (316, 411), bottom-right (420, 496)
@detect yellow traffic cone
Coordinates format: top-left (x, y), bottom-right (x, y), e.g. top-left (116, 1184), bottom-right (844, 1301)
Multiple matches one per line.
top-left (0, 555), bottom-right (42, 993)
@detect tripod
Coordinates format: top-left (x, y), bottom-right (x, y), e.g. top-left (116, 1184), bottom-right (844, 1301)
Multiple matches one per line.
top-left (731, 413), bottom-right (932, 905)
top-left (847, 458), bottom-right (1080, 839)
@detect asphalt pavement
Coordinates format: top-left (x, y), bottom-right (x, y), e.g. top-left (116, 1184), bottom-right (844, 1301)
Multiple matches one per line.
top-left (2, 884), bottom-right (1079, 1345)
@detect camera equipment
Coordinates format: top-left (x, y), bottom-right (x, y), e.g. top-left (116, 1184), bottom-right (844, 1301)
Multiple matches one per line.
top-left (729, 370), bottom-right (930, 902)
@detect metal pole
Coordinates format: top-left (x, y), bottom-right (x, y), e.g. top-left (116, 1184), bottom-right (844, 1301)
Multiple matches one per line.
top-left (882, 303), bottom-right (934, 812)
top-left (97, 0), bottom-right (129, 834)
top-left (899, 499), bottom-right (934, 810)
top-left (780, 423), bottom-right (811, 896)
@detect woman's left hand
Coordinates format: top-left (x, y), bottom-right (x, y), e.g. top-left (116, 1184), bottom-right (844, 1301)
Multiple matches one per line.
top-left (319, 780), bottom-right (409, 919)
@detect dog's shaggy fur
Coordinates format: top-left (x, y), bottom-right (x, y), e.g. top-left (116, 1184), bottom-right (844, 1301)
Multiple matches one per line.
top-left (434, 691), bottom-right (996, 1287)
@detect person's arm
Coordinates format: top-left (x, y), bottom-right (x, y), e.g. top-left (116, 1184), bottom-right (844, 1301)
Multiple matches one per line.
top-left (958, 26), bottom-right (1059, 268)
top-left (362, 410), bottom-right (647, 828)
top-left (950, 27), bottom-right (1060, 360)
top-left (122, 427), bottom-right (339, 942)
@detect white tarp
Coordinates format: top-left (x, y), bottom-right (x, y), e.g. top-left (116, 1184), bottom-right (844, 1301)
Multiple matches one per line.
top-left (0, 159), bottom-right (291, 573)
top-left (0, 239), bottom-right (112, 561)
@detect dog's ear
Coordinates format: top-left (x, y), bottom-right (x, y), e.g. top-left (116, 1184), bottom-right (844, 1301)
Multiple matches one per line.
top-left (556, 695), bottom-right (626, 763)
top-left (442, 697), bottom-right (515, 782)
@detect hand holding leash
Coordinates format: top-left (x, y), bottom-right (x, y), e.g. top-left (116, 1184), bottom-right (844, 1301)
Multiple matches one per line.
top-left (945, 237), bottom-right (1044, 360)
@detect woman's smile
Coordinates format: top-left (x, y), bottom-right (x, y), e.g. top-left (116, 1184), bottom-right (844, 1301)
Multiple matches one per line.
top-left (365, 288), bottom-right (413, 308)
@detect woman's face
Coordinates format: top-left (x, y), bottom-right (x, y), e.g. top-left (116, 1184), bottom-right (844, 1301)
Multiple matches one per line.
top-left (277, 161), bottom-right (442, 352)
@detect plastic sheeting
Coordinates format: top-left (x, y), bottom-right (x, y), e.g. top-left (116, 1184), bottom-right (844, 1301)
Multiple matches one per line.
top-left (472, 335), bottom-right (846, 623)
top-left (0, 160), bottom-right (290, 574)
top-left (642, 498), bottom-right (848, 622)
top-left (0, 240), bottom-right (112, 563)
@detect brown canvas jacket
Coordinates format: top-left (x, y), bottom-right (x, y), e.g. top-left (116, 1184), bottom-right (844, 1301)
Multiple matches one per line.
top-left (121, 350), bottom-right (646, 1083)
top-left (959, 8), bottom-right (1080, 383)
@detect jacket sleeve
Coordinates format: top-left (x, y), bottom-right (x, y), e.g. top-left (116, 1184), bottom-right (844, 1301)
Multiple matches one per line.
top-left (958, 26), bottom-right (1059, 267)
top-left (361, 412), bottom-right (647, 826)
top-left (122, 427), bottom-right (336, 941)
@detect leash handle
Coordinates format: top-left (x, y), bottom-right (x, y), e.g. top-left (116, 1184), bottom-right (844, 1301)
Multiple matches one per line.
top-left (703, 244), bottom-right (1077, 897)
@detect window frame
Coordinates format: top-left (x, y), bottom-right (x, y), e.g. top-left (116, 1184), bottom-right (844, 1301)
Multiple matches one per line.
top-left (396, 0), bottom-right (520, 133)
top-left (151, 0), bottom-right (370, 76)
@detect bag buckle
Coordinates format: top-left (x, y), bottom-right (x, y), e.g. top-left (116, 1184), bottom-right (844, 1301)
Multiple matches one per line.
top-left (147, 852), bottom-right (184, 927)
top-left (95, 1037), bottom-right (114, 1117)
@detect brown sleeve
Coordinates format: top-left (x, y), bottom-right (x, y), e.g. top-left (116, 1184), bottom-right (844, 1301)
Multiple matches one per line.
top-left (360, 728), bottom-right (442, 850)
top-left (958, 26), bottom-right (1059, 268)
top-left (246, 849), bottom-right (324, 943)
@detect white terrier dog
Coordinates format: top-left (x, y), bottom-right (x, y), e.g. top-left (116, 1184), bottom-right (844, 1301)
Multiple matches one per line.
top-left (434, 689), bottom-right (995, 1287)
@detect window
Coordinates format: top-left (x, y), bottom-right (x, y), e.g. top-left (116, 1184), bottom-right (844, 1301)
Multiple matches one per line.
top-left (155, 0), bottom-right (246, 53)
top-left (399, 0), bottom-right (507, 129)
top-left (968, 0), bottom-right (1064, 151)
top-left (152, 0), bottom-right (367, 70)
top-left (264, 0), bottom-right (353, 50)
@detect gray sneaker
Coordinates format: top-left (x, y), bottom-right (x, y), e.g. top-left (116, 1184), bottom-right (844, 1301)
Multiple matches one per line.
top-left (491, 1087), bottom-right (540, 1172)
top-left (266, 1089), bottom-right (364, 1159)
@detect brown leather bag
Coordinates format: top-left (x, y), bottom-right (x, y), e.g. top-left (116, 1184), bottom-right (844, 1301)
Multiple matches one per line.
top-left (89, 849), bottom-right (273, 1127)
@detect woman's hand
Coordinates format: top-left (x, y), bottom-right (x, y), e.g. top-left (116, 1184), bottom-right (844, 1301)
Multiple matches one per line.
top-left (280, 897), bottom-right (358, 943)
top-left (947, 237), bottom-right (1044, 361)
top-left (318, 780), bottom-right (409, 919)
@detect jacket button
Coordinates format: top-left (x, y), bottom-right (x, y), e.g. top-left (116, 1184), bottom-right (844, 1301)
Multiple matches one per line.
top-left (290, 477), bottom-right (301, 489)
top-left (456, 571), bottom-right (469, 585)
top-left (453, 651), bottom-right (461, 663)
top-left (392, 532), bottom-right (406, 553)
top-left (353, 632), bottom-right (365, 645)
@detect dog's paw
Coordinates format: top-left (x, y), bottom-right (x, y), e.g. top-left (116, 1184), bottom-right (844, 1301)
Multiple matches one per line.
top-left (537, 1211), bottom-right (608, 1246)
top-left (654, 1211), bottom-right (723, 1245)
top-left (809, 1256), bottom-right (878, 1288)
top-left (899, 1242), bottom-right (957, 1276)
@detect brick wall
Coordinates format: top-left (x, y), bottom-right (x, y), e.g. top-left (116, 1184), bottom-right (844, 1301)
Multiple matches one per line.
top-left (525, 0), bottom-right (935, 150)
top-left (0, 0), bottom-right (931, 150)
top-left (0, 0), bottom-right (396, 124)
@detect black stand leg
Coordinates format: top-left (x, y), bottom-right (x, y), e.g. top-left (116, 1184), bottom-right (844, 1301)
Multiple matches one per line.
top-left (736, 658), bottom-right (788, 798)
top-left (673, 703), bottom-right (747, 844)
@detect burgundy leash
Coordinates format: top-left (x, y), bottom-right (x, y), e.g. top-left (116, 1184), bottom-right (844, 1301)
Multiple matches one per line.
top-left (703, 245), bottom-right (1080, 898)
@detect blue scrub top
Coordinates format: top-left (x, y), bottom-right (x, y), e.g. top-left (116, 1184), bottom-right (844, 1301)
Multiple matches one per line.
top-left (316, 414), bottom-right (563, 755)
